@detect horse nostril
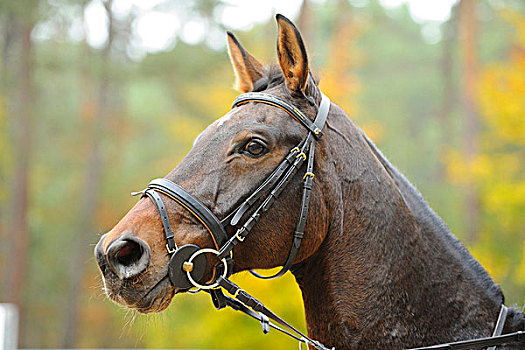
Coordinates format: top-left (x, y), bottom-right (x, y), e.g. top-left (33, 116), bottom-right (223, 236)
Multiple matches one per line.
top-left (116, 240), bottom-right (143, 266)
top-left (106, 234), bottom-right (151, 279)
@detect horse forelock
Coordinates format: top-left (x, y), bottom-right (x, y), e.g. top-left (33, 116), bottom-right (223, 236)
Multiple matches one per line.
top-left (255, 64), bottom-right (320, 101)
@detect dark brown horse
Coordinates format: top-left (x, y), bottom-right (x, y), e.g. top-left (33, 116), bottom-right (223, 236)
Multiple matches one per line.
top-left (94, 15), bottom-right (525, 349)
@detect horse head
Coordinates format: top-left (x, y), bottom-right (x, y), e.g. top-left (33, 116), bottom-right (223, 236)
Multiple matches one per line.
top-left (94, 14), bottom-right (331, 314)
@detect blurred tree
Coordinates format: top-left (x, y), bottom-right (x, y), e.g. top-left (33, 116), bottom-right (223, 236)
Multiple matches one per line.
top-left (61, 0), bottom-right (116, 346)
top-left (438, 2), bottom-right (458, 177)
top-left (6, 11), bottom-right (33, 308)
top-left (474, 8), bottom-right (525, 302)
top-left (458, 0), bottom-right (481, 244)
top-left (319, 0), bottom-right (363, 134)
top-left (1, 2), bottom-right (39, 347)
top-left (297, 0), bottom-right (312, 47)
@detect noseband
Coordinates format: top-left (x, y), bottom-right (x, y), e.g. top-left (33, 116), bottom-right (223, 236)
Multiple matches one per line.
top-left (132, 91), bottom-right (333, 349)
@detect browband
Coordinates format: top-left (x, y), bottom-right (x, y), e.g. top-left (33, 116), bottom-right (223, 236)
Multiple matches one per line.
top-left (233, 92), bottom-right (324, 139)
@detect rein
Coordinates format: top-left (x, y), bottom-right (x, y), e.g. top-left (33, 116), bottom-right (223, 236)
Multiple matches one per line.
top-left (408, 305), bottom-right (525, 350)
top-left (131, 91), bottom-right (520, 350)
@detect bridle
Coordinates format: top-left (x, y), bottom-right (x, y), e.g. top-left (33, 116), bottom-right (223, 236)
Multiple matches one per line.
top-left (130, 90), bottom-right (523, 350)
top-left (132, 89), bottom-right (333, 350)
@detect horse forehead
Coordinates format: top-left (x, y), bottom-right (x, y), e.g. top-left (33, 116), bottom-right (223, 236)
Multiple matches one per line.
top-left (193, 101), bottom-right (300, 148)
top-left (192, 110), bottom-right (235, 146)
top-left (214, 104), bottom-right (270, 127)
top-left (216, 110), bottom-right (235, 127)
top-left (194, 105), bottom-right (272, 143)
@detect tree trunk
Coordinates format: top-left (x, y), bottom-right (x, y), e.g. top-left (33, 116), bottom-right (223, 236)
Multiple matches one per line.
top-left (0, 15), bottom-right (14, 300)
top-left (5, 21), bottom-right (34, 347)
top-left (61, 1), bottom-right (114, 346)
top-left (297, 0), bottom-right (312, 47)
top-left (458, 0), bottom-right (480, 244)
top-left (322, 0), bottom-right (356, 105)
top-left (438, 3), bottom-right (457, 179)
top-left (1, 16), bottom-right (16, 88)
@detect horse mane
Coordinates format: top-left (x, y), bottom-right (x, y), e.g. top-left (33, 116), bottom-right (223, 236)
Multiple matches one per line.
top-left (265, 65), bottom-right (286, 88)
top-left (360, 131), bottom-right (505, 305)
top-left (258, 64), bottom-right (504, 305)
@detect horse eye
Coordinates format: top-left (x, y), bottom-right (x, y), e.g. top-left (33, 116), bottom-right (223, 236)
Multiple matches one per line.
top-left (244, 140), bottom-right (266, 157)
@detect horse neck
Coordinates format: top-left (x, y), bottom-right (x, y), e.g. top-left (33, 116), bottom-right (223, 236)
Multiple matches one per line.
top-left (291, 104), bottom-right (508, 348)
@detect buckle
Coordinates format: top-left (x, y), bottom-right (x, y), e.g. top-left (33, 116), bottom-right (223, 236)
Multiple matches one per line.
top-left (166, 243), bottom-right (176, 254)
top-left (233, 288), bottom-right (245, 298)
top-left (303, 172), bottom-right (314, 180)
top-left (234, 230), bottom-right (246, 242)
top-left (296, 152), bottom-right (306, 160)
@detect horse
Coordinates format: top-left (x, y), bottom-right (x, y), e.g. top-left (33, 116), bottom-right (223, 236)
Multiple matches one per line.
top-left (94, 14), bottom-right (525, 349)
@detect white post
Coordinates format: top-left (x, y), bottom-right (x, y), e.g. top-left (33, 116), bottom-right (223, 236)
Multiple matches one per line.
top-left (0, 304), bottom-right (18, 350)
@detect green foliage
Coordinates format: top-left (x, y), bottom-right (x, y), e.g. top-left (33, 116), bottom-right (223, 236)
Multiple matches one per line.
top-left (474, 9), bottom-right (525, 302)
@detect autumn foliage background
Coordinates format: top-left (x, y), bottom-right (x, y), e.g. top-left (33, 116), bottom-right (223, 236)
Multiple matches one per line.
top-left (1, 0), bottom-right (524, 348)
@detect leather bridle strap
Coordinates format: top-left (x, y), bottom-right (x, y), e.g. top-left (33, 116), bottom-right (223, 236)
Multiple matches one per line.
top-left (487, 304), bottom-right (508, 350)
top-left (217, 93), bottom-right (330, 281)
top-left (217, 145), bottom-right (306, 259)
top-left (227, 140), bottom-right (306, 226)
top-left (209, 288), bottom-right (334, 349)
top-left (134, 178), bottom-right (229, 251)
top-left (233, 92), bottom-right (324, 139)
top-left (136, 189), bottom-right (178, 253)
top-left (407, 304), bottom-right (519, 350)
top-left (406, 332), bottom-right (525, 350)
top-left (216, 276), bottom-right (334, 350)
top-left (252, 92), bottom-right (330, 279)
top-left (218, 292), bottom-right (304, 340)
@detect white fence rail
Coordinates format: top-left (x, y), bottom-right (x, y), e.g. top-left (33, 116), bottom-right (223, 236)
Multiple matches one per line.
top-left (0, 304), bottom-right (18, 350)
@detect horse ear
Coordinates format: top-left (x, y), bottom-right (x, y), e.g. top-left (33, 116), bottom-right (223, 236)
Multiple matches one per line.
top-left (276, 14), bottom-right (309, 95)
top-left (227, 31), bottom-right (265, 93)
